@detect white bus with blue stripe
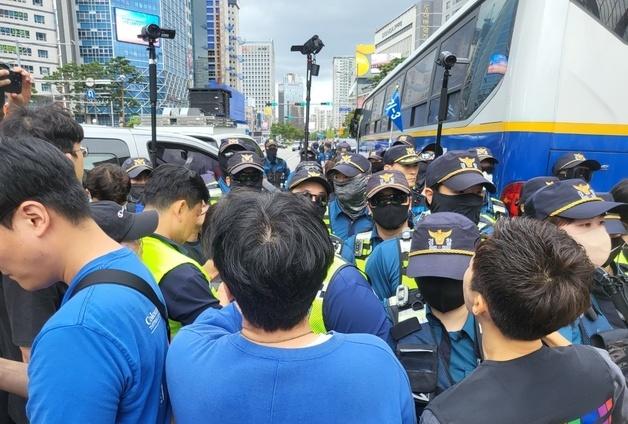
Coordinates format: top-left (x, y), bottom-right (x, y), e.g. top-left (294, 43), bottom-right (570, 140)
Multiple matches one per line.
top-left (358, 0), bottom-right (628, 214)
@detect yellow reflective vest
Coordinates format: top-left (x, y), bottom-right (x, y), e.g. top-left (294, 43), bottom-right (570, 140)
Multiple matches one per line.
top-left (140, 235), bottom-right (213, 335)
top-left (308, 256), bottom-right (349, 334)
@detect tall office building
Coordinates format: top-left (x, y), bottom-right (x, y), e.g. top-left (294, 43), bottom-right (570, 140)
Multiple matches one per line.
top-left (277, 73), bottom-right (304, 128)
top-left (68, 0), bottom-right (192, 120)
top-left (310, 106), bottom-right (333, 132)
top-left (332, 56), bottom-right (354, 129)
top-left (225, 0), bottom-right (241, 91)
top-left (241, 40), bottom-right (274, 110)
top-left (191, 0), bottom-right (208, 87)
top-left (0, 0), bottom-right (60, 93)
top-left (206, 0), bottom-right (227, 84)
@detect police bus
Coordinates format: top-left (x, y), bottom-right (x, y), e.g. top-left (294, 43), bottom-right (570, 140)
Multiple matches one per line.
top-left (357, 0), bottom-right (628, 214)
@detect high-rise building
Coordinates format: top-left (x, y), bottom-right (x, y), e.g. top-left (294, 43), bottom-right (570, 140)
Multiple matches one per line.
top-left (0, 0), bottom-right (60, 93)
top-left (241, 40), bottom-right (274, 118)
top-left (225, 0), bottom-right (241, 91)
top-left (206, 0), bottom-right (227, 84)
top-left (332, 56), bottom-right (354, 129)
top-left (277, 73), bottom-right (304, 128)
top-left (309, 106), bottom-right (333, 132)
top-left (191, 0), bottom-right (208, 87)
top-left (69, 0), bottom-right (192, 120)
top-left (442, 0), bottom-right (470, 22)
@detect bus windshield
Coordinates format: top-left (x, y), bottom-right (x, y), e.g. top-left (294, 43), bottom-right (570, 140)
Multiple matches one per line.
top-left (573, 0), bottom-right (628, 42)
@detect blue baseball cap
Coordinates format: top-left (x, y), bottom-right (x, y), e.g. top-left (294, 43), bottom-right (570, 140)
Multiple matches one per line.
top-left (288, 167), bottom-right (332, 194)
top-left (524, 179), bottom-right (627, 220)
top-left (227, 151), bottom-right (264, 175)
top-left (552, 152), bottom-right (601, 175)
top-left (384, 145), bottom-right (420, 165)
top-left (518, 176), bottom-right (560, 206)
top-left (329, 153), bottom-right (371, 178)
top-left (366, 170), bottom-right (410, 198)
top-left (392, 134), bottom-right (415, 148)
top-left (599, 193), bottom-right (627, 235)
top-left (425, 151), bottom-right (496, 193)
top-left (407, 212), bottom-right (480, 280)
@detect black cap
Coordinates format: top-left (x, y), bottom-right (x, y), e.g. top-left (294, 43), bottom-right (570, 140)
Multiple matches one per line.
top-left (383, 145), bottom-right (420, 165)
top-left (336, 141), bottom-right (352, 153)
top-left (419, 142), bottom-right (444, 157)
top-left (366, 170), bottom-right (410, 198)
top-left (330, 153), bottom-right (371, 178)
top-left (524, 179), bottom-right (627, 220)
top-left (294, 161), bottom-right (323, 174)
top-left (470, 147), bottom-right (498, 164)
top-left (227, 151), bottom-right (264, 175)
top-left (392, 134), bottom-right (415, 147)
top-left (90, 201), bottom-right (158, 243)
top-left (288, 168), bottom-right (332, 194)
top-left (599, 192), bottom-right (627, 235)
top-left (425, 151), bottom-right (496, 193)
top-left (122, 157), bottom-right (153, 179)
top-left (552, 152), bottom-right (601, 175)
top-left (407, 212), bottom-right (479, 280)
top-left (519, 176), bottom-right (559, 206)
top-left (368, 150), bottom-right (383, 162)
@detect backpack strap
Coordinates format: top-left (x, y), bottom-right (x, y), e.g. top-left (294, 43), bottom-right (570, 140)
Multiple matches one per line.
top-left (71, 269), bottom-right (170, 340)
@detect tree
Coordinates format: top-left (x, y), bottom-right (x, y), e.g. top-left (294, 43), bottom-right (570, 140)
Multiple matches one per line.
top-left (45, 62), bottom-right (106, 118)
top-left (103, 57), bottom-right (144, 124)
top-left (270, 123), bottom-right (304, 141)
top-left (371, 57), bottom-right (406, 86)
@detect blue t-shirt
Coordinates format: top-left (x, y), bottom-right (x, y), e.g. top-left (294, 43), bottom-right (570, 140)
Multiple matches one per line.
top-left (28, 248), bottom-right (169, 424)
top-left (324, 265), bottom-right (393, 346)
top-left (328, 198), bottom-right (373, 241)
top-left (167, 304), bottom-right (415, 424)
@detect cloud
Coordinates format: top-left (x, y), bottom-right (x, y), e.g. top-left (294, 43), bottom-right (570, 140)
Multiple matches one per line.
top-left (239, 0), bottom-right (416, 101)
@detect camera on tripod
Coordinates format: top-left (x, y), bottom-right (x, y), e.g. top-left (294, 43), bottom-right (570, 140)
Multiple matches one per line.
top-left (138, 24), bottom-right (176, 43)
top-left (291, 35), bottom-right (324, 56)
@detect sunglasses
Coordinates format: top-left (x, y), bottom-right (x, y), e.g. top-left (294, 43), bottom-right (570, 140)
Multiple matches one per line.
top-left (369, 192), bottom-right (410, 208)
top-left (233, 172), bottom-right (262, 184)
top-left (569, 166), bottom-right (593, 182)
top-left (297, 191), bottom-right (328, 208)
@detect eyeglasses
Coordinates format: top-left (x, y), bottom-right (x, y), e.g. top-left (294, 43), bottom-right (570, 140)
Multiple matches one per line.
top-left (73, 146), bottom-right (88, 158)
top-left (297, 191), bottom-right (328, 208)
top-left (369, 192), bottom-right (410, 208)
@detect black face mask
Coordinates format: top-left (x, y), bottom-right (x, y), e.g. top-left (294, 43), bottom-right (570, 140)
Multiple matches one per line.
top-left (416, 162), bottom-right (429, 189)
top-left (418, 276), bottom-right (465, 313)
top-left (370, 161), bottom-right (384, 173)
top-left (230, 171), bottom-right (263, 191)
top-left (129, 184), bottom-right (145, 202)
top-left (371, 204), bottom-right (408, 230)
top-left (430, 191), bottom-right (483, 225)
top-left (603, 238), bottom-right (627, 268)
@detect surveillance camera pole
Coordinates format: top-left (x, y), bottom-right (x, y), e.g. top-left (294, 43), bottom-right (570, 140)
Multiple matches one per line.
top-left (435, 51), bottom-right (468, 158)
top-left (302, 53), bottom-right (314, 162)
top-left (148, 38), bottom-right (158, 159)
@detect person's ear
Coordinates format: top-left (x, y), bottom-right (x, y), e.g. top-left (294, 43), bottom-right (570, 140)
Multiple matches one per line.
top-left (471, 293), bottom-right (489, 317)
top-left (14, 201), bottom-right (51, 237)
top-left (171, 200), bottom-right (187, 222)
top-left (423, 186), bottom-right (434, 204)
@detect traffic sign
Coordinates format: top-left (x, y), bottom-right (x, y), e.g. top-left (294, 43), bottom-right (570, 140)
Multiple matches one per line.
top-left (86, 89), bottom-right (96, 101)
top-left (85, 78), bottom-right (95, 87)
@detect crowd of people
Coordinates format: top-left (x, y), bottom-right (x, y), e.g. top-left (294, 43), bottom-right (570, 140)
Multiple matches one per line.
top-left (0, 68), bottom-right (627, 423)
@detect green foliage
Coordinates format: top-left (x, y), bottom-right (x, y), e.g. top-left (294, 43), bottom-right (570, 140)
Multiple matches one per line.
top-left (125, 115), bottom-right (141, 128)
top-left (371, 57), bottom-right (406, 86)
top-left (325, 128), bottom-right (336, 139)
top-left (270, 123), bottom-right (304, 141)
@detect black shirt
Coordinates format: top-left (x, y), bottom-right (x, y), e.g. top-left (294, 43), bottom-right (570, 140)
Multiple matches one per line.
top-left (421, 345), bottom-right (628, 424)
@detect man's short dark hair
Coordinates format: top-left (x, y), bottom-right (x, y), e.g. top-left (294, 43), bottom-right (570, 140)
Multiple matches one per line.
top-left (471, 218), bottom-right (593, 341)
top-left (208, 191), bottom-right (334, 331)
top-left (85, 164), bottom-right (131, 205)
top-left (611, 179), bottom-right (628, 223)
top-left (0, 105), bottom-right (84, 155)
top-left (0, 136), bottom-right (90, 227)
top-left (144, 164), bottom-right (209, 210)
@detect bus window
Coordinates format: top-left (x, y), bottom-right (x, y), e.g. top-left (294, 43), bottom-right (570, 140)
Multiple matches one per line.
top-left (432, 19), bottom-right (476, 92)
top-left (385, 75), bottom-right (405, 106)
top-left (404, 49), bottom-right (436, 107)
top-left (371, 91), bottom-right (385, 120)
top-left (461, 0), bottom-right (519, 119)
top-left (572, 0), bottom-right (628, 42)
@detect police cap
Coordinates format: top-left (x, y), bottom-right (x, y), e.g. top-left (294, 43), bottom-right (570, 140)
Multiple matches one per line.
top-left (599, 192), bottom-right (627, 235)
top-left (523, 179), bottom-right (627, 221)
top-left (518, 176), bottom-right (559, 206)
top-left (288, 168), bottom-right (332, 194)
top-left (407, 212), bottom-right (480, 280)
top-left (329, 153), bottom-right (371, 178)
top-left (227, 151), bottom-right (264, 175)
top-left (552, 152), bottom-right (601, 175)
top-left (122, 157), bottom-right (153, 179)
top-left (392, 134), bottom-right (415, 148)
top-left (425, 151), bottom-right (496, 193)
top-left (366, 170), bottom-right (410, 199)
top-left (470, 147), bottom-right (498, 164)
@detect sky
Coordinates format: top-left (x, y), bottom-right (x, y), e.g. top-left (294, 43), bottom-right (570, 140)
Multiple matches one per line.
top-left (239, 0), bottom-right (416, 103)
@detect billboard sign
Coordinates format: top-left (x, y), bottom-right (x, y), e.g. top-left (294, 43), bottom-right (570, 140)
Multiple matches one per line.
top-left (114, 8), bottom-right (160, 46)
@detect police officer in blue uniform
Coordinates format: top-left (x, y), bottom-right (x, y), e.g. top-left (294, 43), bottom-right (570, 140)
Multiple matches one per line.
top-left (524, 179), bottom-right (628, 348)
top-left (327, 153), bottom-right (373, 241)
top-left (390, 212), bottom-right (482, 412)
top-left (263, 139), bottom-right (290, 189)
top-left (469, 147), bottom-right (508, 228)
top-left (417, 151), bottom-right (496, 235)
top-left (384, 145), bottom-right (423, 224)
top-left (368, 150), bottom-right (385, 173)
top-left (393, 134), bottom-right (415, 148)
top-left (122, 157), bottom-right (153, 212)
top-left (552, 151), bottom-right (601, 183)
top-left (217, 138), bottom-right (264, 194)
top-left (341, 170), bottom-right (411, 273)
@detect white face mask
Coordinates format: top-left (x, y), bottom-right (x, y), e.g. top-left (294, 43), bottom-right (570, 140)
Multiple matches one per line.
top-left (562, 219), bottom-right (611, 267)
